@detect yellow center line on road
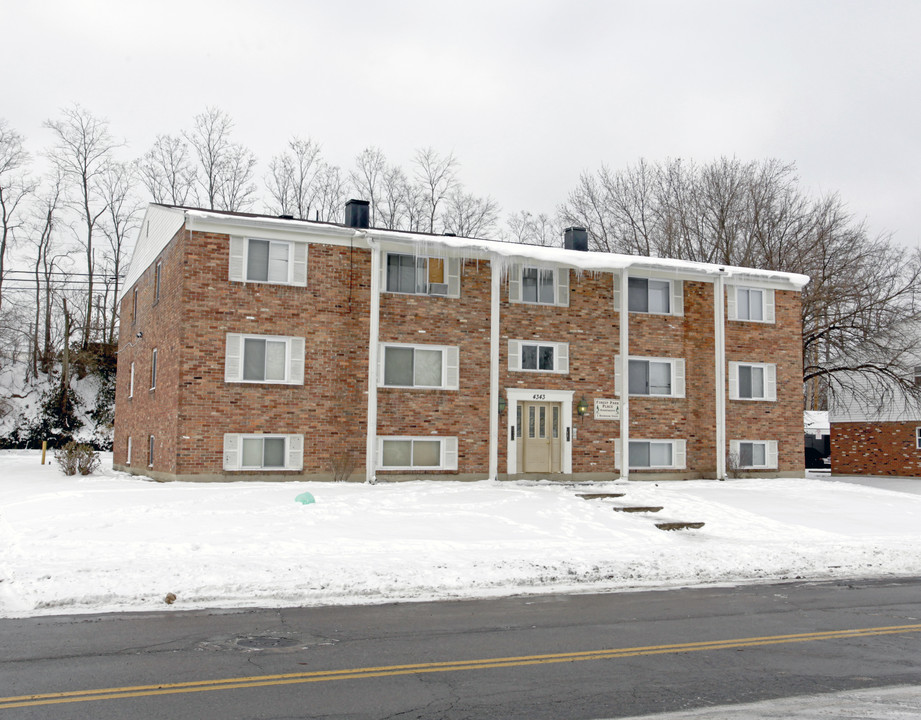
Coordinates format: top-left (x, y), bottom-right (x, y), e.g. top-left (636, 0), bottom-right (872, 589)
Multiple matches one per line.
top-left (2, 622), bottom-right (920, 710)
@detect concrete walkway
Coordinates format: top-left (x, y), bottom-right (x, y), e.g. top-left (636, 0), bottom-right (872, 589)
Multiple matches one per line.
top-left (614, 685), bottom-right (921, 719)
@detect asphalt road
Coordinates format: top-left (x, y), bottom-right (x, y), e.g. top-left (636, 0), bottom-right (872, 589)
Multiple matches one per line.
top-left (2, 577), bottom-right (921, 719)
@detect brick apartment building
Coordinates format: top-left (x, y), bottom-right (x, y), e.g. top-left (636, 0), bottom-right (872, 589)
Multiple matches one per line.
top-left (830, 369), bottom-right (921, 476)
top-left (113, 201), bottom-right (808, 482)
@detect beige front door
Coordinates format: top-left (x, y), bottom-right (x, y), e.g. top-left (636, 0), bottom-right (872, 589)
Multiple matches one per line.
top-left (520, 401), bottom-right (563, 473)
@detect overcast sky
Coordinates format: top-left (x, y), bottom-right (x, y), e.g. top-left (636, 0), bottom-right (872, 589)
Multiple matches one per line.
top-left (4, 0), bottom-right (919, 246)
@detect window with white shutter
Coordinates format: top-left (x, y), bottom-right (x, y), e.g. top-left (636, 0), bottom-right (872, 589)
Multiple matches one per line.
top-left (508, 340), bottom-right (569, 374)
top-left (729, 440), bottom-right (778, 469)
top-left (379, 343), bottom-right (459, 389)
top-left (383, 253), bottom-right (460, 298)
top-left (223, 434), bottom-right (304, 471)
top-left (224, 334), bottom-right (305, 385)
top-left (229, 237), bottom-right (307, 287)
top-left (728, 286), bottom-right (775, 324)
top-left (377, 436), bottom-right (458, 471)
top-left (728, 362), bottom-right (777, 401)
top-left (509, 265), bottom-right (569, 306)
top-left (615, 355), bottom-right (685, 397)
top-left (614, 439), bottom-right (686, 469)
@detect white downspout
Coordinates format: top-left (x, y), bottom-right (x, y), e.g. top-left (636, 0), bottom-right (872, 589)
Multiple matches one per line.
top-left (489, 259), bottom-right (500, 480)
top-left (619, 267), bottom-right (630, 481)
top-left (366, 241), bottom-right (381, 483)
top-left (714, 272), bottom-right (727, 479)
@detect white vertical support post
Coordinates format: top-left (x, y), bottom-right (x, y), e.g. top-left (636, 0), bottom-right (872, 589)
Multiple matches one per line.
top-left (489, 258), bottom-right (500, 480)
top-left (714, 273), bottom-right (727, 479)
top-left (366, 242), bottom-right (382, 483)
top-left (618, 267), bottom-right (630, 481)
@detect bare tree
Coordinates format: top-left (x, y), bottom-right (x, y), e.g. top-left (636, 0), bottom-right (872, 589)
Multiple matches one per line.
top-left (44, 104), bottom-right (118, 349)
top-left (136, 134), bottom-right (197, 205)
top-left (505, 210), bottom-right (558, 247)
top-left (377, 164), bottom-right (411, 230)
top-left (313, 165), bottom-right (348, 223)
top-left (560, 156), bottom-right (921, 407)
top-left (0, 119), bottom-right (35, 311)
top-left (413, 147), bottom-right (459, 233)
top-left (265, 137), bottom-right (323, 219)
top-left (98, 161), bottom-right (142, 343)
top-left (349, 147), bottom-right (386, 227)
top-left (27, 175), bottom-right (63, 377)
top-left (441, 189), bottom-right (500, 238)
top-left (185, 107), bottom-right (257, 212)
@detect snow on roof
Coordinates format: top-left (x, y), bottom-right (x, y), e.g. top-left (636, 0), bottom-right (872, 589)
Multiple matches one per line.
top-left (804, 411), bottom-right (830, 433)
top-left (121, 204), bottom-right (810, 300)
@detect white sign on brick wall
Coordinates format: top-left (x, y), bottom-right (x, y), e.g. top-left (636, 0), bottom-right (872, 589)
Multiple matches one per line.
top-left (593, 398), bottom-right (620, 420)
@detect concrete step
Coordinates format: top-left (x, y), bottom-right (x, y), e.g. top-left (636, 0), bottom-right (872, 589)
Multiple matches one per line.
top-left (655, 521), bottom-right (706, 531)
top-left (613, 506), bottom-right (664, 513)
top-left (576, 493), bottom-right (626, 500)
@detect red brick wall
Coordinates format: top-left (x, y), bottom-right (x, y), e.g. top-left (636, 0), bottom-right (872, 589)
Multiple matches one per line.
top-left (113, 230), bottom-right (184, 475)
top-left (832, 422), bottom-right (921, 476)
top-left (114, 224), bottom-right (805, 480)
top-left (725, 289), bottom-right (804, 473)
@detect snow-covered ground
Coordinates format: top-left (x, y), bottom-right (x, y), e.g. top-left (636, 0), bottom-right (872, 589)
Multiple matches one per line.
top-left (2, 450), bottom-right (921, 619)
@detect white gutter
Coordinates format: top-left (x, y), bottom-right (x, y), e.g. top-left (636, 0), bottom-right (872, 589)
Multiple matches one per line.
top-left (619, 267), bottom-right (630, 481)
top-left (714, 273), bottom-right (727, 479)
top-left (366, 240), bottom-right (382, 483)
top-left (489, 261), bottom-right (501, 480)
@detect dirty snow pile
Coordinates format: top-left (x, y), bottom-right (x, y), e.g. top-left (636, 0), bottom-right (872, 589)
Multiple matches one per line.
top-left (2, 450), bottom-right (921, 618)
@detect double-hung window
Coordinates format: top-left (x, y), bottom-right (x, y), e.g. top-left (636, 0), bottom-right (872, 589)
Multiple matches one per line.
top-left (225, 334), bottom-right (305, 385)
top-left (154, 261), bottom-right (162, 303)
top-left (616, 439), bottom-right (687, 469)
top-left (384, 253), bottom-right (459, 297)
top-left (148, 435), bottom-right (155, 467)
top-left (228, 236), bottom-right (308, 287)
top-left (126, 436), bottom-right (132, 466)
top-left (380, 344), bottom-right (459, 389)
top-left (508, 340), bottom-right (569, 374)
top-left (509, 265), bottom-right (569, 307)
top-left (613, 275), bottom-right (683, 315)
top-left (129, 362), bottom-right (135, 398)
top-left (150, 348), bottom-right (158, 390)
top-left (616, 356), bottom-right (685, 397)
top-left (628, 278), bottom-right (670, 313)
top-left (223, 433), bottom-right (304, 471)
top-left (730, 440), bottom-right (778, 469)
top-left (377, 436), bottom-right (459, 471)
top-left (728, 285), bottom-right (775, 323)
top-left (729, 362), bottom-right (777, 401)
top-left (916, 427), bottom-right (921, 449)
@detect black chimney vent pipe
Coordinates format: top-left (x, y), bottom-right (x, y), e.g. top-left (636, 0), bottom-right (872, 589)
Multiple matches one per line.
top-left (345, 199), bottom-right (370, 229)
top-left (563, 227), bottom-right (589, 251)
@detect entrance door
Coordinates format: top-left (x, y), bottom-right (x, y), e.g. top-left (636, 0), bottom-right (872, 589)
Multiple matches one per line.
top-left (521, 401), bottom-right (562, 473)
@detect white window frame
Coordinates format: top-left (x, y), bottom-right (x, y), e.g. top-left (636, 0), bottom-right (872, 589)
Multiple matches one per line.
top-left (228, 236), bottom-right (308, 287)
top-left (223, 433), bottom-right (304, 471)
top-left (126, 436), bottom-right (132, 466)
top-left (148, 435), bottom-right (155, 468)
top-left (508, 340), bottom-right (569, 374)
top-left (508, 264), bottom-right (569, 307)
top-left (132, 287), bottom-right (138, 324)
top-left (129, 362), bottom-right (135, 398)
top-left (150, 348), bottom-right (158, 390)
top-left (613, 274), bottom-right (684, 316)
top-left (729, 361), bottom-right (777, 401)
top-left (615, 355), bottom-right (686, 398)
top-left (224, 334), bottom-right (305, 385)
top-left (379, 343), bottom-right (459, 389)
top-left (915, 427), bottom-right (921, 450)
top-left (376, 436), bottom-right (459, 471)
top-left (730, 440), bottom-right (778, 469)
top-left (154, 260), bottom-right (162, 303)
top-left (382, 253), bottom-right (461, 297)
top-left (615, 439), bottom-right (687, 470)
top-left (727, 285), bottom-right (775, 323)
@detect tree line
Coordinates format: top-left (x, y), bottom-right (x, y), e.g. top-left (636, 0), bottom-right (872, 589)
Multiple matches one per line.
top-left (2, 104), bottom-right (919, 415)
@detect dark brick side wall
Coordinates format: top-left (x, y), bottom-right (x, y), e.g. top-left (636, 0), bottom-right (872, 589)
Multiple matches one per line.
top-left (832, 422), bottom-right (921, 476)
top-left (725, 289), bottom-right (804, 473)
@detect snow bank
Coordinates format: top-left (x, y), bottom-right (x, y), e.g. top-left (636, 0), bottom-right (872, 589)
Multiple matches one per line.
top-left (2, 451), bottom-right (920, 618)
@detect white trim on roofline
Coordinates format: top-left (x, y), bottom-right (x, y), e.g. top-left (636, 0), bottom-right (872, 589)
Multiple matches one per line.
top-left (121, 204), bottom-right (810, 303)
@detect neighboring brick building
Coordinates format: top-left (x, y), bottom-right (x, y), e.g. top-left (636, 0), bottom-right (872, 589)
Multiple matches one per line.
top-left (830, 370), bottom-right (921, 476)
top-left (113, 202), bottom-right (808, 482)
